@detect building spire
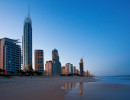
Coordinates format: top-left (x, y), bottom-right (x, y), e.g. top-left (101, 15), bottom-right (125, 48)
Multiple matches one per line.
top-left (28, 0), bottom-right (30, 17)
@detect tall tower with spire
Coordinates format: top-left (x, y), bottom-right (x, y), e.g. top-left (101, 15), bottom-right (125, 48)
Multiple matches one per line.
top-left (22, 2), bottom-right (32, 71)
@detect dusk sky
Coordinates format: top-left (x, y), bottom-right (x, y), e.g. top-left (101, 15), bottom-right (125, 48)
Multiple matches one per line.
top-left (0, 0), bottom-right (130, 76)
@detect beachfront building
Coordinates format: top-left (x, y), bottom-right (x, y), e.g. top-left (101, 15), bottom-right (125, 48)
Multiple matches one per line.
top-left (65, 63), bottom-right (70, 75)
top-left (85, 70), bottom-right (91, 76)
top-left (22, 13), bottom-right (32, 71)
top-left (0, 38), bottom-right (21, 75)
top-left (52, 49), bottom-right (61, 76)
top-left (73, 66), bottom-right (77, 74)
top-left (61, 66), bottom-right (65, 75)
top-left (69, 64), bottom-right (73, 74)
top-left (34, 50), bottom-right (44, 74)
top-left (65, 63), bottom-right (73, 75)
top-left (79, 58), bottom-right (84, 75)
top-left (45, 61), bottom-right (53, 76)
top-left (76, 69), bottom-right (79, 75)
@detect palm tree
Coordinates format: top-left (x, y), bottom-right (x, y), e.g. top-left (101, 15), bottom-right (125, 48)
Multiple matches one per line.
top-left (28, 65), bottom-right (33, 76)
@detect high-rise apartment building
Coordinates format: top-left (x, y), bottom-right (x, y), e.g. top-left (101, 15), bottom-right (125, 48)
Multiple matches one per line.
top-left (73, 66), bottom-right (77, 74)
top-left (52, 49), bottom-right (61, 75)
top-left (69, 64), bottom-right (73, 74)
top-left (45, 61), bottom-right (53, 76)
top-left (22, 15), bottom-right (32, 71)
top-left (79, 58), bottom-right (84, 75)
top-left (65, 63), bottom-right (70, 75)
top-left (34, 50), bottom-right (44, 74)
top-left (65, 63), bottom-right (73, 75)
top-left (0, 38), bottom-right (21, 74)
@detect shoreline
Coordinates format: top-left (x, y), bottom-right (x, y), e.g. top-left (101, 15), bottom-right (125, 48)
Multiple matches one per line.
top-left (0, 76), bottom-right (96, 100)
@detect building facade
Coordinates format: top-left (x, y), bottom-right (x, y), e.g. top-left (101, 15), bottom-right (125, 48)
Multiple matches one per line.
top-left (69, 64), bottom-right (73, 74)
top-left (45, 61), bottom-right (53, 76)
top-left (22, 16), bottom-right (32, 71)
top-left (0, 38), bottom-right (21, 74)
top-left (34, 50), bottom-right (44, 74)
top-left (61, 66), bottom-right (65, 75)
top-left (52, 49), bottom-right (61, 75)
top-left (65, 63), bottom-right (73, 75)
top-left (79, 58), bottom-right (84, 75)
top-left (65, 63), bottom-right (69, 75)
top-left (73, 66), bottom-right (77, 74)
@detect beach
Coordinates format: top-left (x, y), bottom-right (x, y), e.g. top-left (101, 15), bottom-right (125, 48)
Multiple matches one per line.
top-left (0, 76), bottom-right (95, 100)
top-left (0, 76), bottom-right (130, 100)
top-left (64, 76), bottom-right (130, 100)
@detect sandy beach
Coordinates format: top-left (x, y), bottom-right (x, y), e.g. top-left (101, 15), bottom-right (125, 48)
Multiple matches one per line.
top-left (0, 76), bottom-right (96, 100)
top-left (1, 76), bottom-right (130, 100)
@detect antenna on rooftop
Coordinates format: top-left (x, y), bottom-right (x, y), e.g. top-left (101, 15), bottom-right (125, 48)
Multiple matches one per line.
top-left (28, 0), bottom-right (30, 17)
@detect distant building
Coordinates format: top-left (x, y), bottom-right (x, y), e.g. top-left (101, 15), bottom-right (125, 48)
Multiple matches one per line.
top-left (65, 63), bottom-right (73, 75)
top-left (61, 66), bottom-right (65, 74)
top-left (85, 70), bottom-right (91, 76)
top-left (34, 50), bottom-right (44, 74)
top-left (22, 15), bottom-right (32, 71)
top-left (73, 66), bottom-right (77, 74)
top-left (52, 49), bottom-right (61, 75)
top-left (65, 63), bottom-right (69, 75)
top-left (79, 58), bottom-right (84, 75)
top-left (76, 69), bottom-right (79, 74)
top-left (45, 61), bottom-right (53, 76)
top-left (0, 38), bottom-right (21, 75)
top-left (69, 64), bottom-right (73, 74)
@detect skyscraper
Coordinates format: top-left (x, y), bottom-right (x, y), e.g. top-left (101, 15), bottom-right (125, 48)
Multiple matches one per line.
top-left (34, 50), bottom-right (44, 74)
top-left (52, 49), bottom-right (61, 75)
top-left (0, 38), bottom-right (21, 75)
top-left (22, 10), bottom-right (32, 71)
top-left (79, 58), bottom-right (84, 75)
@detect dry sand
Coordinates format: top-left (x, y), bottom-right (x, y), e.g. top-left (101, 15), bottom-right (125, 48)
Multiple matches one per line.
top-left (0, 76), bottom-right (96, 100)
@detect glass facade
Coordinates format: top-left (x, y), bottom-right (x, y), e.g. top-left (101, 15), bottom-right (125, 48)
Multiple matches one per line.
top-left (52, 49), bottom-right (61, 75)
top-left (0, 38), bottom-right (21, 74)
top-left (23, 17), bottom-right (32, 71)
top-left (79, 59), bottom-right (84, 75)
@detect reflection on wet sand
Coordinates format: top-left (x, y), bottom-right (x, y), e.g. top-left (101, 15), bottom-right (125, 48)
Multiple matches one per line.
top-left (79, 82), bottom-right (83, 96)
top-left (61, 82), bottom-right (83, 96)
top-left (61, 83), bottom-right (76, 90)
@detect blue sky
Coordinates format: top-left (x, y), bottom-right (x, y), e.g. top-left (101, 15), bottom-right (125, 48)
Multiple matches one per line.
top-left (0, 0), bottom-right (130, 76)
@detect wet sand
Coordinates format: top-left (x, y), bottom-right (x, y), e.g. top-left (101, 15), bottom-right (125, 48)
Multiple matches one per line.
top-left (63, 77), bottom-right (130, 100)
top-left (0, 76), bottom-right (96, 100)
